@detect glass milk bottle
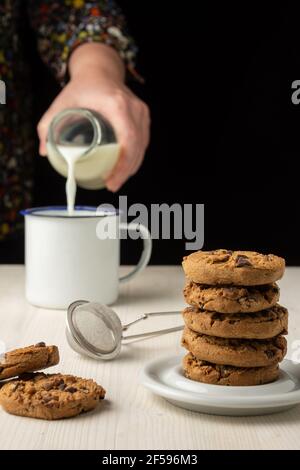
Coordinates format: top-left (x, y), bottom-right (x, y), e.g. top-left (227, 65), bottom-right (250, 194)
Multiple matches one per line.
top-left (46, 108), bottom-right (120, 190)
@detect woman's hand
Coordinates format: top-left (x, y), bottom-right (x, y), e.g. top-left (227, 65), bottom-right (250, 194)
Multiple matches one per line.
top-left (37, 43), bottom-right (150, 192)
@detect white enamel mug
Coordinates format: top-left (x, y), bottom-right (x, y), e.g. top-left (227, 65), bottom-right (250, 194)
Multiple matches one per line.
top-left (21, 206), bottom-right (152, 309)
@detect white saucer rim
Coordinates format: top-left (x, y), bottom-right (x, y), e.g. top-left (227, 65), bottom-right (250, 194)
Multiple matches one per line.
top-left (140, 355), bottom-right (300, 409)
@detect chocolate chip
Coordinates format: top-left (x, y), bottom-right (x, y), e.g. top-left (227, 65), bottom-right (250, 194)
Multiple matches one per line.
top-left (219, 366), bottom-right (230, 378)
top-left (265, 349), bottom-right (275, 359)
top-left (43, 382), bottom-right (53, 391)
top-left (42, 396), bottom-right (53, 403)
top-left (0, 367), bottom-right (3, 374)
top-left (41, 394), bottom-right (58, 405)
top-left (65, 386), bottom-right (77, 393)
top-left (58, 383), bottom-right (66, 391)
top-left (35, 342), bottom-right (46, 347)
top-left (53, 378), bottom-right (64, 387)
top-left (235, 255), bottom-right (252, 267)
top-left (212, 254), bottom-right (231, 264)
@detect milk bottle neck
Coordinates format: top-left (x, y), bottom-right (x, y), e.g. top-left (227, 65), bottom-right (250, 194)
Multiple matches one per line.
top-left (47, 108), bottom-right (116, 160)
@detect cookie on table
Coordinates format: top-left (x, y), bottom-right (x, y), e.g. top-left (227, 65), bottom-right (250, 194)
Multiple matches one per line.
top-left (0, 372), bottom-right (106, 420)
top-left (183, 281), bottom-right (280, 313)
top-left (182, 249), bottom-right (285, 286)
top-left (0, 343), bottom-right (59, 380)
top-left (183, 353), bottom-right (279, 386)
top-left (182, 305), bottom-right (288, 339)
top-left (181, 327), bottom-right (287, 367)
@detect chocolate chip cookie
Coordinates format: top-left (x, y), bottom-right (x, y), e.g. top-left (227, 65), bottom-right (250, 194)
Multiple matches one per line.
top-left (183, 353), bottom-right (279, 386)
top-left (182, 305), bottom-right (288, 339)
top-left (183, 281), bottom-right (280, 313)
top-left (0, 372), bottom-right (106, 420)
top-left (0, 343), bottom-right (59, 380)
top-left (181, 327), bottom-right (287, 367)
top-left (182, 249), bottom-right (285, 286)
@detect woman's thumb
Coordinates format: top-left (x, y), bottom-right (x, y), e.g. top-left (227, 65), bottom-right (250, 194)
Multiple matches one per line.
top-left (37, 109), bottom-right (56, 156)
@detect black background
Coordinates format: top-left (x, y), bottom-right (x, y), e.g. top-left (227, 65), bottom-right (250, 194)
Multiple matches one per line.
top-left (7, 3), bottom-right (300, 264)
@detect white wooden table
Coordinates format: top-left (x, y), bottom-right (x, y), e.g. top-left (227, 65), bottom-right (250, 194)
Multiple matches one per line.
top-left (0, 265), bottom-right (300, 450)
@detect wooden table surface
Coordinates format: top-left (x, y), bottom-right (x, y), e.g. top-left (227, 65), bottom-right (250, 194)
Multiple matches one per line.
top-left (0, 265), bottom-right (300, 450)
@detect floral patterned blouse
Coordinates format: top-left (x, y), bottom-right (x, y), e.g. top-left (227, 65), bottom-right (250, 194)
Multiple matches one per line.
top-left (0, 0), bottom-right (137, 240)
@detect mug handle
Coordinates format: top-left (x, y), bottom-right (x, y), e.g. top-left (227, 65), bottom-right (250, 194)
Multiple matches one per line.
top-left (119, 223), bottom-right (152, 283)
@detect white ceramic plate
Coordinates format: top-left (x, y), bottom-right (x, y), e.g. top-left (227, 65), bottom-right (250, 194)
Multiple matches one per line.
top-left (141, 355), bottom-right (300, 416)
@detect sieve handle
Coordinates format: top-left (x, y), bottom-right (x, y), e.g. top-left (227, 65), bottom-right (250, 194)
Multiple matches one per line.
top-left (122, 310), bottom-right (183, 341)
top-left (122, 325), bottom-right (183, 342)
top-left (122, 311), bottom-right (181, 331)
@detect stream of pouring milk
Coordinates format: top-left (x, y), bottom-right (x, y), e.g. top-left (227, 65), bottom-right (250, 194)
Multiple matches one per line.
top-left (57, 145), bottom-right (89, 215)
top-left (55, 143), bottom-right (120, 215)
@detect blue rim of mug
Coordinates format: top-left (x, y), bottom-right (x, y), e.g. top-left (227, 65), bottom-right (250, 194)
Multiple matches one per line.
top-left (20, 206), bottom-right (119, 218)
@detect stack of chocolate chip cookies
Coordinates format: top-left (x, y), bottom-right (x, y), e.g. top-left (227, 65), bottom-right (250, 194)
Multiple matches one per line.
top-left (181, 249), bottom-right (288, 386)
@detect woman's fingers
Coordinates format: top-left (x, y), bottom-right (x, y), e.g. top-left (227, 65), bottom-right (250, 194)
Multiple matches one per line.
top-left (106, 98), bottom-right (150, 191)
top-left (130, 104), bottom-right (151, 176)
top-left (105, 131), bottom-right (140, 191)
top-left (106, 111), bottom-right (141, 191)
